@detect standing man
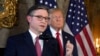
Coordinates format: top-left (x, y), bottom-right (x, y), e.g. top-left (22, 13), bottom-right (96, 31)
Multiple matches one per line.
top-left (4, 5), bottom-right (59, 56)
top-left (43, 8), bottom-right (78, 56)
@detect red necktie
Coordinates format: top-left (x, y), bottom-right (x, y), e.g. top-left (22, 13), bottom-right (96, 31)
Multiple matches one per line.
top-left (35, 37), bottom-right (42, 56)
top-left (56, 32), bottom-right (64, 56)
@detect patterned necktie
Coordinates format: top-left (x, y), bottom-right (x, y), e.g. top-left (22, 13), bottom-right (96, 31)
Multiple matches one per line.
top-left (56, 32), bottom-right (64, 56)
top-left (35, 37), bottom-right (42, 56)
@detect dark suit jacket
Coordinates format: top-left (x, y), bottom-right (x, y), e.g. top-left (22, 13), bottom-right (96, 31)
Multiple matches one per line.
top-left (4, 31), bottom-right (59, 56)
top-left (43, 26), bottom-right (78, 56)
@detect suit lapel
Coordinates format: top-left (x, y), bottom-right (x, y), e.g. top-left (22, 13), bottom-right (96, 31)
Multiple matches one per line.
top-left (42, 40), bottom-right (47, 56)
top-left (24, 31), bottom-right (37, 56)
top-left (44, 26), bottom-right (54, 38)
top-left (62, 31), bottom-right (69, 55)
top-left (62, 31), bottom-right (68, 44)
top-left (42, 39), bottom-right (56, 56)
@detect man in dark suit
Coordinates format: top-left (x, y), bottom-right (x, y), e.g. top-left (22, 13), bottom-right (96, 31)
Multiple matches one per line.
top-left (4, 5), bottom-right (59, 56)
top-left (43, 8), bottom-right (78, 56)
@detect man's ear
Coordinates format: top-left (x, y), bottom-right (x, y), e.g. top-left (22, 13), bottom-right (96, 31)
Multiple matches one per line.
top-left (26, 16), bottom-right (32, 23)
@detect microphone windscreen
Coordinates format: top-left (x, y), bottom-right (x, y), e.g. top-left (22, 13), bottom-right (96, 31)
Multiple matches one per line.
top-left (39, 34), bottom-right (54, 40)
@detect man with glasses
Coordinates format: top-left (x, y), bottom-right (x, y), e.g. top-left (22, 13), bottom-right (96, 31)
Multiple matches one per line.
top-left (4, 5), bottom-right (59, 56)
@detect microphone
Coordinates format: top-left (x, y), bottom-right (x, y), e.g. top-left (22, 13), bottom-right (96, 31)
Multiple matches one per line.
top-left (39, 34), bottom-right (54, 40)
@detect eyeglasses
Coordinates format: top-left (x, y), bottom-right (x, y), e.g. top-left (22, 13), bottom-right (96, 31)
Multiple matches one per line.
top-left (31, 15), bottom-right (49, 21)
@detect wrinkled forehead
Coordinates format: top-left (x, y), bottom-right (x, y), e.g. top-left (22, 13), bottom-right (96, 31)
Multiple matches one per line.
top-left (49, 8), bottom-right (63, 14)
top-left (49, 10), bottom-right (63, 17)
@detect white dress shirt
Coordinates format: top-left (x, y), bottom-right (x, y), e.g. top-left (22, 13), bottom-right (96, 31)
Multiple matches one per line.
top-left (28, 29), bottom-right (43, 51)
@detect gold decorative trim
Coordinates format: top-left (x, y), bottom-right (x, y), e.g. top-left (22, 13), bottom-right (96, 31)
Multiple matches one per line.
top-left (0, 0), bottom-right (17, 28)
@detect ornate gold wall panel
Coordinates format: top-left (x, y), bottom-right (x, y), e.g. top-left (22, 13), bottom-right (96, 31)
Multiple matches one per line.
top-left (0, 0), bottom-right (17, 28)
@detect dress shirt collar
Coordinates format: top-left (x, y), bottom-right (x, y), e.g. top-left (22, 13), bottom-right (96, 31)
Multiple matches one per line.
top-left (28, 29), bottom-right (38, 44)
top-left (28, 29), bottom-right (43, 51)
top-left (50, 26), bottom-right (62, 38)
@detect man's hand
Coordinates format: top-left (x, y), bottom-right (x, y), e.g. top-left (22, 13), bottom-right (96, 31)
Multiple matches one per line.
top-left (66, 40), bottom-right (74, 56)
